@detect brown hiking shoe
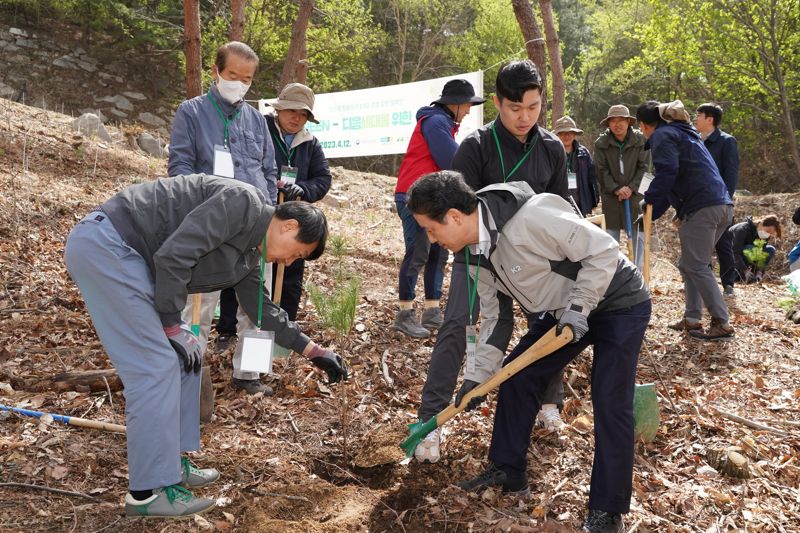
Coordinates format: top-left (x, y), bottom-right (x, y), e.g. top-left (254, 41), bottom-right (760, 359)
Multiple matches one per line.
top-left (668, 318), bottom-right (702, 331)
top-left (689, 318), bottom-right (734, 341)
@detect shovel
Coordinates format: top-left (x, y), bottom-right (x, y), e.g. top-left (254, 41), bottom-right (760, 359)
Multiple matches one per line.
top-left (624, 198), bottom-right (635, 262)
top-left (271, 190), bottom-right (292, 359)
top-left (400, 326), bottom-right (573, 457)
top-left (642, 204), bottom-right (652, 285)
top-left (1, 404), bottom-right (126, 433)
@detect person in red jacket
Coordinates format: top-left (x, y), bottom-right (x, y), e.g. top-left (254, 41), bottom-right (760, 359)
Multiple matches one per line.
top-left (393, 80), bottom-right (485, 338)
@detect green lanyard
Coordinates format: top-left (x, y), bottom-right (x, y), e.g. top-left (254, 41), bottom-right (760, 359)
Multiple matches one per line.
top-left (566, 150), bottom-right (574, 173)
top-left (256, 235), bottom-right (266, 329)
top-left (208, 91), bottom-right (242, 146)
top-left (271, 132), bottom-right (296, 165)
top-left (616, 139), bottom-right (626, 159)
top-left (492, 121), bottom-right (537, 182)
top-left (465, 248), bottom-right (481, 324)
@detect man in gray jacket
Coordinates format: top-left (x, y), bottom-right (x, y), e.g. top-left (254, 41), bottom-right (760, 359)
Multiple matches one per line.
top-left (65, 174), bottom-right (346, 518)
top-left (168, 41), bottom-right (279, 394)
top-left (406, 171), bottom-right (650, 533)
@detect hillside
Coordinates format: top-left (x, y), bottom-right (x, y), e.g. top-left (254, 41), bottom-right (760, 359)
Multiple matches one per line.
top-left (0, 98), bottom-right (799, 532)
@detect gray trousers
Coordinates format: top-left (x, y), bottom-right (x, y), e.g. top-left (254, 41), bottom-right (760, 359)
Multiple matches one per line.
top-left (678, 204), bottom-right (734, 322)
top-left (181, 269), bottom-right (271, 382)
top-left (65, 214), bottom-right (200, 491)
top-left (419, 261), bottom-right (563, 421)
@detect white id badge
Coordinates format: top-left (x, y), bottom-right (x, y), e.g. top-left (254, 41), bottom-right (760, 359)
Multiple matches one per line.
top-left (465, 325), bottom-right (478, 374)
top-left (567, 171), bottom-right (577, 190)
top-left (638, 172), bottom-right (654, 195)
top-left (213, 145), bottom-right (235, 178)
top-left (235, 330), bottom-right (274, 374)
top-left (281, 165), bottom-right (298, 185)
top-left (618, 157), bottom-right (625, 175)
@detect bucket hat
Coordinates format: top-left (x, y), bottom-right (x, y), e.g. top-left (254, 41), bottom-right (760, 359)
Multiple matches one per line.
top-left (269, 83), bottom-right (319, 124)
top-left (552, 116), bottom-right (583, 135)
top-left (431, 79), bottom-right (485, 106)
top-left (599, 104), bottom-right (635, 127)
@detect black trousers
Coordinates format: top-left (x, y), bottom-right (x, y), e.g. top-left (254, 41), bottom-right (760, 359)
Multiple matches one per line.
top-left (488, 299), bottom-right (651, 514)
top-left (215, 259), bottom-right (306, 336)
top-left (716, 219), bottom-right (737, 287)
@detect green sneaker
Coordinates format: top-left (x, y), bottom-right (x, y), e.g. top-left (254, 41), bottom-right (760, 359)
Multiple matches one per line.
top-left (181, 456), bottom-right (220, 487)
top-left (125, 484), bottom-right (215, 518)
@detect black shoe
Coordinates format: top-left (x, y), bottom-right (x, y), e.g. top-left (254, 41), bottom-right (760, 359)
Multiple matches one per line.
top-left (231, 378), bottom-right (273, 396)
top-left (215, 333), bottom-right (237, 350)
top-left (582, 509), bottom-right (624, 533)
top-left (456, 462), bottom-right (529, 497)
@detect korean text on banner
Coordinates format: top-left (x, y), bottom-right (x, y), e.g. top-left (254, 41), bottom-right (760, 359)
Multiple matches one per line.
top-left (259, 72), bottom-right (484, 159)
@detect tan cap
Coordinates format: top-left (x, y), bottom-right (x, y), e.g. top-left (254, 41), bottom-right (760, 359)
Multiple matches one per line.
top-left (600, 104), bottom-right (635, 127)
top-left (269, 83), bottom-right (319, 124)
top-left (552, 116), bottom-right (583, 135)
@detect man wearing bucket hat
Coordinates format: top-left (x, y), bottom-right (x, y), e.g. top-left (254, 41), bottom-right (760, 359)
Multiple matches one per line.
top-left (393, 79), bottom-right (485, 338)
top-left (594, 105), bottom-right (649, 270)
top-left (167, 42), bottom-right (279, 395)
top-left (553, 116), bottom-right (599, 216)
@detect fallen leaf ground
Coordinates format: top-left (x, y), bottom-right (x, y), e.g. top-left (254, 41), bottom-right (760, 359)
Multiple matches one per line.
top-left (0, 99), bottom-right (798, 532)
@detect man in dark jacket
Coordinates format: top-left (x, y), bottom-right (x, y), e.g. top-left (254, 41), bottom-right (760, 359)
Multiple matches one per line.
top-left (65, 174), bottom-right (347, 518)
top-left (393, 79), bottom-right (485, 338)
top-left (413, 60), bottom-right (569, 463)
top-left (694, 103), bottom-right (740, 297)
top-left (553, 115), bottom-right (599, 216)
top-left (406, 171), bottom-right (650, 533)
top-left (637, 100), bottom-right (735, 341)
top-left (216, 83), bottom-right (332, 375)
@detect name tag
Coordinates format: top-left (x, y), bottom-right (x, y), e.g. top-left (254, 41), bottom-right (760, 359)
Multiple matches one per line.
top-left (567, 172), bottom-right (577, 190)
top-left (465, 325), bottom-right (478, 374)
top-left (281, 165), bottom-right (298, 185)
top-left (638, 172), bottom-right (654, 195)
top-left (236, 330), bottom-right (274, 374)
top-left (618, 158), bottom-right (625, 175)
top-left (213, 145), bottom-right (235, 178)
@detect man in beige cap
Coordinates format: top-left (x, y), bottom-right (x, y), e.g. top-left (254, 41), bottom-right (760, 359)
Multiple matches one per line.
top-left (553, 116), bottom-right (599, 216)
top-left (594, 105), bottom-right (649, 270)
top-left (215, 82), bottom-right (332, 380)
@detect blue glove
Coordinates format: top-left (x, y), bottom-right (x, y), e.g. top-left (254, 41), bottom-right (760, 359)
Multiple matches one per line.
top-left (455, 379), bottom-right (485, 411)
top-left (308, 345), bottom-right (348, 383)
top-left (556, 308), bottom-right (589, 343)
top-left (163, 322), bottom-right (202, 373)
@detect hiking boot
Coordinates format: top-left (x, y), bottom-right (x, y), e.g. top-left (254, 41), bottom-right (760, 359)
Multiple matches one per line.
top-left (420, 307), bottom-right (444, 330)
top-left (582, 509), bottom-right (624, 533)
top-left (689, 318), bottom-right (734, 341)
top-left (723, 285), bottom-right (735, 298)
top-left (124, 485), bottom-right (215, 518)
top-left (536, 404), bottom-right (565, 432)
top-left (457, 462), bottom-right (530, 497)
top-left (393, 309), bottom-right (430, 338)
top-left (180, 456), bottom-right (219, 488)
top-left (215, 333), bottom-right (237, 351)
top-left (232, 377), bottom-right (274, 395)
top-left (667, 317), bottom-right (702, 331)
top-left (414, 427), bottom-right (440, 463)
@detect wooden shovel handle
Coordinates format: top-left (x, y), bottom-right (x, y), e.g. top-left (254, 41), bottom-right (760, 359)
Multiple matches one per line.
top-left (643, 204), bottom-right (652, 285)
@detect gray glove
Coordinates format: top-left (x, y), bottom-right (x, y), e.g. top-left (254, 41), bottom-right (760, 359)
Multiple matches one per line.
top-left (557, 307), bottom-right (589, 343)
top-left (163, 322), bottom-right (202, 373)
top-left (308, 345), bottom-right (348, 383)
top-left (280, 183), bottom-right (304, 201)
top-left (455, 379), bottom-right (485, 411)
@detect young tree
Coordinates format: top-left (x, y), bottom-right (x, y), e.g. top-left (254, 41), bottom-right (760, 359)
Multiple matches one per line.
top-left (511, 0), bottom-right (547, 125)
top-left (183, 0), bottom-right (202, 98)
top-left (279, 0), bottom-right (315, 90)
top-left (539, 0), bottom-right (565, 122)
top-left (229, 0), bottom-right (249, 41)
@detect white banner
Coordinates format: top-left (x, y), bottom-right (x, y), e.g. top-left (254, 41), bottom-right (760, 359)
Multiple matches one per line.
top-left (259, 71), bottom-right (484, 159)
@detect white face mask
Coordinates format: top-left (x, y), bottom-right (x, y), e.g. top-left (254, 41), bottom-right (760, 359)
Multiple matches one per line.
top-left (757, 229), bottom-right (771, 240)
top-left (216, 76), bottom-right (251, 104)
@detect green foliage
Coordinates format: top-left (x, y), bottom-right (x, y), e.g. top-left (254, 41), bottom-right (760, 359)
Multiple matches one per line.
top-left (306, 235), bottom-right (361, 338)
top-left (744, 239), bottom-right (770, 270)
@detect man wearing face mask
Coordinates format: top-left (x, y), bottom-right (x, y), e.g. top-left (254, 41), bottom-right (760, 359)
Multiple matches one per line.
top-left (168, 41), bottom-right (279, 395)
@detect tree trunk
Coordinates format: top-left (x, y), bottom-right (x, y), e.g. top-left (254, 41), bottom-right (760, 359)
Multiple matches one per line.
top-left (182, 0), bottom-right (202, 98)
top-left (539, 0), bottom-right (564, 124)
top-left (229, 0), bottom-right (248, 42)
top-left (278, 0), bottom-right (315, 91)
top-left (510, 0), bottom-right (547, 125)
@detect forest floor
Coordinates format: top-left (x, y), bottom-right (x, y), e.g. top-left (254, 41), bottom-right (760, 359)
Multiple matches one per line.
top-left (0, 98), bottom-right (799, 533)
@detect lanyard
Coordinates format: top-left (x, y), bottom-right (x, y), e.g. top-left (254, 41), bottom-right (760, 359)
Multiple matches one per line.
top-left (208, 91), bottom-right (242, 146)
top-left (465, 248), bottom-right (481, 324)
top-left (616, 139), bottom-right (626, 158)
top-left (566, 150), bottom-right (574, 172)
top-left (271, 132), bottom-right (296, 165)
top-left (492, 121), bottom-right (537, 182)
top-left (256, 235), bottom-right (266, 329)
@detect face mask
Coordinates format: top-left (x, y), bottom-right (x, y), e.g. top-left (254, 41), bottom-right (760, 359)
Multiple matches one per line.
top-left (216, 76), bottom-right (251, 104)
top-left (757, 229), bottom-right (771, 240)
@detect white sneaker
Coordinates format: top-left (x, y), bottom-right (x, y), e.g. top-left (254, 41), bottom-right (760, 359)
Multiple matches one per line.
top-left (414, 427), bottom-right (441, 463)
top-left (536, 404), bottom-right (564, 432)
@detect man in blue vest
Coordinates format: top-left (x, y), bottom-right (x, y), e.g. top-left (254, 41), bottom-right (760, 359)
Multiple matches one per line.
top-left (168, 41), bottom-right (278, 395)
